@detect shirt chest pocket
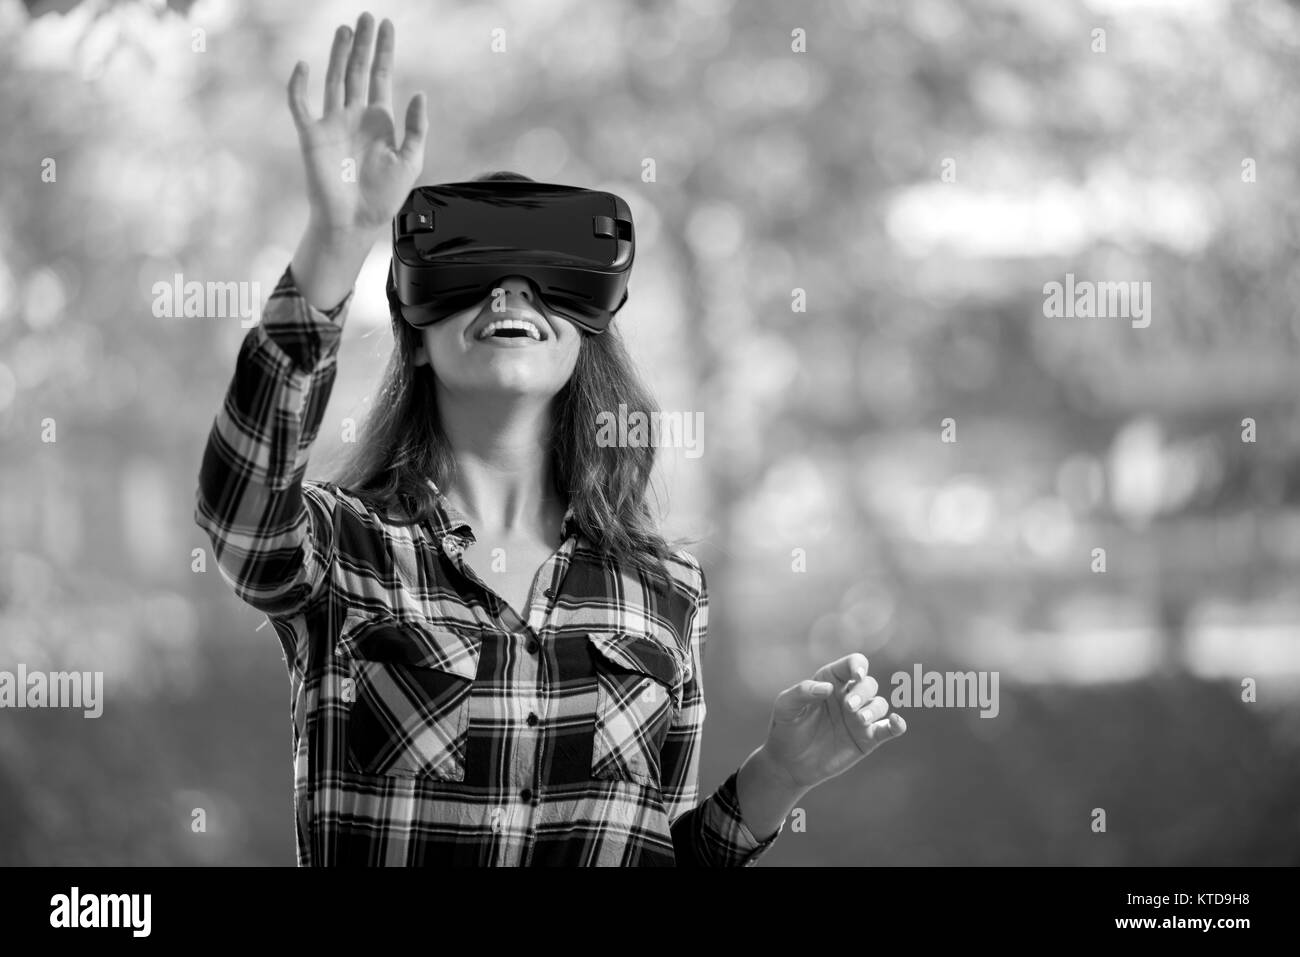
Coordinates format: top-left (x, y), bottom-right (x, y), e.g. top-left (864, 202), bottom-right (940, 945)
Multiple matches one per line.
top-left (587, 630), bottom-right (686, 789)
top-left (335, 612), bottom-right (481, 783)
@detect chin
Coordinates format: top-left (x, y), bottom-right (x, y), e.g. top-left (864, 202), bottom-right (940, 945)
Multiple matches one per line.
top-left (467, 365), bottom-right (563, 397)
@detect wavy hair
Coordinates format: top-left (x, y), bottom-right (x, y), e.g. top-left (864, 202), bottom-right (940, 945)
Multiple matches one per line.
top-left (324, 170), bottom-right (689, 589)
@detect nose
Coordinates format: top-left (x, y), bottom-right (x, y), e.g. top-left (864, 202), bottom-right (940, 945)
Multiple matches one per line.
top-left (494, 275), bottom-right (538, 304)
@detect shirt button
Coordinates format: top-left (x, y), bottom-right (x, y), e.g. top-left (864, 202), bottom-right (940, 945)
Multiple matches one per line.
top-left (543, 587), bottom-right (555, 599)
top-left (526, 638), bottom-right (539, 654)
top-left (520, 787), bottom-right (533, 802)
top-left (526, 712), bottom-right (538, 727)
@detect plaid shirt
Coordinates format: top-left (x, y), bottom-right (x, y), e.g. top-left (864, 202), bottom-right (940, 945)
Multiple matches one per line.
top-left (193, 265), bottom-right (784, 866)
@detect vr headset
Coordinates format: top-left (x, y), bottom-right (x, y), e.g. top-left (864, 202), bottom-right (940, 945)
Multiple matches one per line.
top-left (389, 180), bottom-right (635, 335)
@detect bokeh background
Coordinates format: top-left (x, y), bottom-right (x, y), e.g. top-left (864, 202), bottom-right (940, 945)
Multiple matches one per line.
top-left (2, 0), bottom-right (1299, 865)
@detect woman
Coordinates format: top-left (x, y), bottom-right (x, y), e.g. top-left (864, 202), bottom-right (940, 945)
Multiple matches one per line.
top-left (194, 12), bottom-right (906, 866)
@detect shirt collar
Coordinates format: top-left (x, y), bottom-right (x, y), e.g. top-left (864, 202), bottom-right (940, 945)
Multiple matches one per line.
top-left (425, 477), bottom-right (578, 547)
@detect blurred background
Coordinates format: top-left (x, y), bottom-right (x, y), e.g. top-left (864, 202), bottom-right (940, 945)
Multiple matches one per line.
top-left (2, 0), bottom-right (1299, 865)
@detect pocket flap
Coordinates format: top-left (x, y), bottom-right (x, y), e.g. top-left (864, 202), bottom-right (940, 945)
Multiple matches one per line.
top-left (337, 612), bottom-right (480, 681)
top-left (587, 631), bottom-right (684, 708)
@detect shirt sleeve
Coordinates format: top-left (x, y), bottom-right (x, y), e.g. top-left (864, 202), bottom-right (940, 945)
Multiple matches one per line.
top-left (664, 557), bottom-right (785, 866)
top-left (193, 264), bottom-right (352, 632)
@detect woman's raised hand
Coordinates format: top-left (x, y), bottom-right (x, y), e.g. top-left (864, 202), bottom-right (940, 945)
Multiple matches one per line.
top-left (287, 12), bottom-right (427, 236)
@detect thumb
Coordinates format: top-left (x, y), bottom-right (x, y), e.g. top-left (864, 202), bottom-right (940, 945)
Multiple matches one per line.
top-left (772, 679), bottom-right (835, 723)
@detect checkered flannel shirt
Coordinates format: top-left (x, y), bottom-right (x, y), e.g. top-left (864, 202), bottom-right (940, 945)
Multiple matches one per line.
top-left (193, 265), bottom-right (784, 866)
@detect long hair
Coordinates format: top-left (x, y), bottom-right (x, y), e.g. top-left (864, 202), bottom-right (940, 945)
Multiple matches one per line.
top-left (325, 169), bottom-right (689, 589)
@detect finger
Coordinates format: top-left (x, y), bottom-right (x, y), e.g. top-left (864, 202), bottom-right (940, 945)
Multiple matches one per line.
top-left (812, 652), bottom-right (869, 688)
top-left (398, 91), bottom-right (428, 166)
top-left (863, 711), bottom-right (908, 745)
top-left (324, 24), bottom-right (352, 114)
top-left (344, 11), bottom-right (376, 107)
top-left (368, 17), bottom-right (394, 108)
top-left (288, 61), bottom-right (312, 129)
top-left (842, 674), bottom-right (879, 713)
top-left (856, 695), bottom-right (890, 725)
top-left (772, 679), bottom-right (834, 723)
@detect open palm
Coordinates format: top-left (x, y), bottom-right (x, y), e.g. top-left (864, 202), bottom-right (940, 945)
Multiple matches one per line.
top-left (287, 13), bottom-right (427, 235)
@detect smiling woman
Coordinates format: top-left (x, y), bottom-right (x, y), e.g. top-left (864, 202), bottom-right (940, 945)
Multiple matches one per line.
top-left (192, 10), bottom-right (906, 868)
top-left (339, 168), bottom-right (681, 585)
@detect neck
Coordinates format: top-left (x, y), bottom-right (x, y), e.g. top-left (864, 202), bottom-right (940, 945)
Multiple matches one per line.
top-left (436, 387), bottom-right (561, 535)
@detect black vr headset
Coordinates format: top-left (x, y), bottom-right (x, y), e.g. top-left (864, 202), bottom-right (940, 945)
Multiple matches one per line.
top-left (389, 180), bottom-right (635, 335)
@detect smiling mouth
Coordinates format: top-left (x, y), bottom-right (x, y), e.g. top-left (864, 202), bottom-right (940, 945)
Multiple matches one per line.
top-left (476, 317), bottom-right (546, 342)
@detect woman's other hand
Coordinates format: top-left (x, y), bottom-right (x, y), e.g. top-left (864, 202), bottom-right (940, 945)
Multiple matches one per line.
top-left (757, 653), bottom-right (908, 791)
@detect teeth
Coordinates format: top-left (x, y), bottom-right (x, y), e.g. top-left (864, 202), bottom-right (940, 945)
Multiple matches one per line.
top-left (478, 318), bottom-right (543, 341)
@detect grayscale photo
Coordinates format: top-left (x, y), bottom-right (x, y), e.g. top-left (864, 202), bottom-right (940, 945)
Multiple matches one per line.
top-left (0, 0), bottom-right (1294, 932)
